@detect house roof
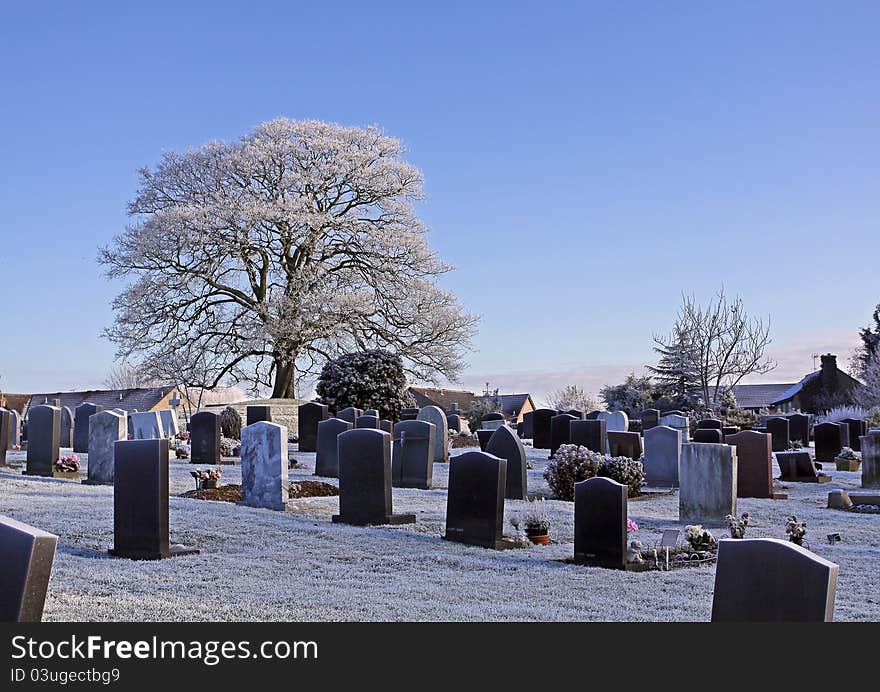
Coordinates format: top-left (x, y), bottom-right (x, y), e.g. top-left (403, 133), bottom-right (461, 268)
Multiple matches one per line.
top-left (496, 393), bottom-right (533, 418)
top-left (408, 387), bottom-right (480, 412)
top-left (768, 371), bottom-right (821, 406)
top-left (25, 387), bottom-right (180, 417)
top-left (730, 383), bottom-right (798, 409)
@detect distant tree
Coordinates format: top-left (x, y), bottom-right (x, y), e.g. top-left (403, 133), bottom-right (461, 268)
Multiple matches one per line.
top-left (653, 289), bottom-right (775, 407)
top-left (546, 384), bottom-right (598, 413)
top-left (316, 349), bottom-right (414, 420)
top-left (648, 322), bottom-right (701, 401)
top-left (854, 357), bottom-right (880, 409)
top-left (466, 384), bottom-right (503, 431)
top-left (599, 373), bottom-right (656, 417)
top-left (852, 303), bottom-right (880, 378)
top-left (103, 362), bottom-right (153, 390)
top-left (100, 117), bottom-right (478, 400)
top-left (219, 406), bottom-right (242, 440)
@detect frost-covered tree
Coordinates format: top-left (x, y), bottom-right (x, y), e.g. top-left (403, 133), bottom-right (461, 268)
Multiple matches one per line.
top-left (316, 349), bottom-right (414, 420)
top-left (100, 118), bottom-right (478, 399)
top-left (653, 289), bottom-right (775, 407)
top-left (599, 373), bottom-right (656, 417)
top-left (546, 384), bottom-right (598, 412)
top-left (648, 322), bottom-right (700, 399)
top-left (852, 303), bottom-right (880, 378)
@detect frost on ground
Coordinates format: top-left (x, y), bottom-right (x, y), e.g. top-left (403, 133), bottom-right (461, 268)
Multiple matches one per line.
top-left (1, 445), bottom-right (877, 622)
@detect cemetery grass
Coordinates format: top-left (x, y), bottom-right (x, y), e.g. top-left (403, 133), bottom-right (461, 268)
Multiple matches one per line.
top-left (1, 448), bottom-right (878, 622)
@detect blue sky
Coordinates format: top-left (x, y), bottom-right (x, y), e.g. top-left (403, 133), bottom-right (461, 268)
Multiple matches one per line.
top-left (0, 2), bottom-right (877, 401)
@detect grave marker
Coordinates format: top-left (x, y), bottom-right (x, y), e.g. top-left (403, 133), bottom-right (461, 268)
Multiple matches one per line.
top-left (443, 451), bottom-right (508, 549)
top-left (0, 516), bottom-right (58, 622)
top-left (573, 477), bottom-right (627, 569)
top-left (241, 421), bottom-right (288, 511)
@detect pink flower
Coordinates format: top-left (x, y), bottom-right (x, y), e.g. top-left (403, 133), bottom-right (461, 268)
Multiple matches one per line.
top-left (627, 519), bottom-right (639, 533)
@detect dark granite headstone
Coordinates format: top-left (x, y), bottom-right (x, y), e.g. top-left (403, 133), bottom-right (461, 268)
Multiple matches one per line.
top-left (531, 408), bottom-right (557, 449)
top-left (814, 422), bottom-right (843, 462)
top-left (570, 419), bottom-right (606, 454)
top-left (777, 451), bottom-right (830, 483)
top-left (697, 418), bottom-right (723, 430)
top-left (721, 426), bottom-right (739, 437)
top-left (482, 412), bottom-right (504, 423)
top-left (725, 430), bottom-right (783, 499)
top-left (246, 405), bottom-right (272, 426)
top-left (314, 418), bottom-right (352, 477)
top-left (486, 425), bottom-right (527, 500)
top-left (391, 419), bottom-right (436, 489)
top-left (585, 410), bottom-right (602, 420)
top-left (0, 409), bottom-right (10, 466)
top-left (573, 477), bottom-right (627, 569)
top-left (640, 408), bottom-right (660, 431)
top-left (561, 409), bottom-right (584, 419)
top-left (693, 428), bottom-right (723, 444)
top-left (363, 409), bottom-right (379, 417)
top-left (840, 418), bottom-right (867, 452)
top-left (764, 417), bottom-right (790, 452)
top-left (59, 406), bottom-right (74, 448)
top-left (476, 429), bottom-right (493, 451)
top-left (109, 439), bottom-right (198, 559)
top-left (837, 422), bottom-right (850, 449)
top-left (711, 538), bottom-right (838, 622)
top-left (447, 413), bottom-right (462, 433)
top-left (356, 414), bottom-right (380, 429)
top-left (443, 451), bottom-right (507, 549)
top-left (333, 429), bottom-right (415, 525)
top-left (607, 431), bottom-right (643, 459)
top-left (399, 408), bottom-right (419, 421)
top-left (0, 515), bottom-right (58, 622)
top-left (550, 413), bottom-right (577, 456)
top-left (521, 410), bottom-right (534, 439)
top-left (336, 407), bottom-right (363, 425)
top-left (190, 411), bottom-right (221, 465)
top-left (380, 419), bottom-right (393, 435)
top-left (297, 402), bottom-right (328, 453)
top-left (73, 402), bottom-right (101, 453)
top-left (25, 405), bottom-right (60, 477)
top-left (788, 413), bottom-right (810, 447)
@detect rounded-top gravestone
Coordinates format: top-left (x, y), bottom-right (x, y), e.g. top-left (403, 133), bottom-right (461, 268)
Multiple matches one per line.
top-left (416, 406), bottom-right (448, 463)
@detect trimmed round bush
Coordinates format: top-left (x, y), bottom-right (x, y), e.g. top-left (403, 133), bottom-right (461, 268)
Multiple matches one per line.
top-left (316, 349), bottom-right (414, 421)
top-left (599, 456), bottom-right (645, 497)
top-left (544, 444), bottom-right (604, 501)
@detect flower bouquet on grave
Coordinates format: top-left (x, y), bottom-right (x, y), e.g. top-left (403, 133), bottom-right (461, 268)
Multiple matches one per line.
top-left (684, 525), bottom-right (717, 555)
top-left (834, 447), bottom-right (860, 472)
top-left (55, 454), bottom-right (81, 474)
top-left (190, 466), bottom-right (222, 490)
top-left (785, 515), bottom-right (807, 546)
top-left (726, 512), bottom-right (750, 539)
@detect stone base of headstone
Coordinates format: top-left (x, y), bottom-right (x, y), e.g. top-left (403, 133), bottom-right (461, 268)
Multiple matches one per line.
top-left (108, 544), bottom-right (199, 561)
top-left (441, 534), bottom-right (520, 550)
top-left (332, 513), bottom-right (415, 526)
top-left (81, 478), bottom-right (113, 486)
top-left (52, 471), bottom-right (79, 480)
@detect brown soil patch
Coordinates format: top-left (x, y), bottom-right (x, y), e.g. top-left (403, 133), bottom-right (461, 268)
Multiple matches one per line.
top-left (180, 480), bottom-right (338, 504)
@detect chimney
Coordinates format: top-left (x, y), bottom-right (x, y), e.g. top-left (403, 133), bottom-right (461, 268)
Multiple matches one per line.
top-left (821, 354), bottom-right (838, 389)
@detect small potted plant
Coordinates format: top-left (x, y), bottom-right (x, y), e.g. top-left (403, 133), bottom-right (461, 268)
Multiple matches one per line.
top-left (834, 447), bottom-right (860, 472)
top-left (54, 454), bottom-right (81, 479)
top-left (785, 515), bottom-right (807, 546)
top-left (511, 500), bottom-right (551, 545)
top-left (726, 512), bottom-right (750, 539)
top-left (190, 466), bottom-right (222, 490)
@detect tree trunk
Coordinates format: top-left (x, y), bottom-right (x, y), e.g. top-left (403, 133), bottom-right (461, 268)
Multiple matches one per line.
top-left (271, 357), bottom-right (297, 399)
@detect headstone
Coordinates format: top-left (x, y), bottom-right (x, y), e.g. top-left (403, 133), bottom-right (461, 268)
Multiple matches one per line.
top-left (25, 405), bottom-right (60, 477)
top-left (443, 451), bottom-right (507, 549)
top-left (764, 417), bottom-right (790, 452)
top-left (550, 413), bottom-right (577, 456)
top-left (561, 409), bottom-right (584, 419)
top-left (661, 410), bottom-right (684, 417)
top-left (570, 419), bottom-right (606, 455)
top-left (828, 489), bottom-right (853, 510)
top-left (607, 431), bottom-right (643, 459)
top-left (391, 419), bottom-right (436, 489)
top-left (721, 426), bottom-right (739, 437)
top-left (643, 425), bottom-right (681, 487)
top-left (333, 429), bottom-right (415, 525)
top-left (640, 409), bottom-right (660, 431)
top-left (679, 442), bottom-right (737, 526)
top-left (314, 418), bottom-right (352, 477)
top-left (476, 429), bottom-right (494, 451)
top-left (84, 410), bottom-right (126, 485)
top-left (836, 422), bottom-right (850, 449)
top-left (788, 413), bottom-right (810, 447)
top-left (573, 477), bottom-right (627, 569)
top-left (241, 421), bottom-right (288, 511)
top-left (841, 418), bottom-right (867, 452)
top-left (862, 434), bottom-right (880, 489)
top-left (0, 515), bottom-right (58, 622)
top-left (660, 413), bottom-right (689, 442)
top-left (73, 402), bottom-right (102, 453)
top-left (336, 407), bottom-right (363, 425)
top-left (521, 411), bottom-right (534, 439)
top-left (246, 405), bottom-right (272, 426)
top-left (725, 430), bottom-right (783, 499)
top-left (697, 418), bottom-right (722, 430)
top-left (59, 406), bottom-right (74, 448)
top-left (814, 423), bottom-right (843, 462)
top-left (158, 409), bottom-right (179, 439)
top-left (606, 410), bottom-right (629, 433)
top-left (380, 419), bottom-right (393, 435)
top-left (531, 408), bottom-right (557, 449)
top-left (9, 410), bottom-right (21, 446)
top-left (399, 408), bottom-right (419, 421)
top-left (131, 411), bottom-right (165, 440)
top-left (447, 413), bottom-right (462, 433)
top-left (485, 425), bottom-right (527, 500)
top-left (693, 428), bottom-right (723, 444)
top-left (0, 409), bottom-right (10, 466)
top-left (416, 406), bottom-right (448, 463)
top-left (776, 451), bottom-right (830, 483)
top-left (363, 409), bottom-right (379, 417)
top-left (109, 439), bottom-right (198, 559)
top-left (585, 410), bottom-right (601, 420)
top-left (190, 411), bottom-right (221, 465)
top-left (711, 538), bottom-right (838, 622)
top-left (481, 413), bottom-right (505, 431)
top-left (355, 414), bottom-right (380, 429)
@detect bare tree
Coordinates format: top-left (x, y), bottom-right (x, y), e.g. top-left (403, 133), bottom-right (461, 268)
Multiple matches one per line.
top-left (100, 118), bottom-right (478, 399)
top-left (546, 384), bottom-right (598, 412)
top-left (653, 289), bottom-right (775, 407)
top-left (103, 361), bottom-right (154, 390)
